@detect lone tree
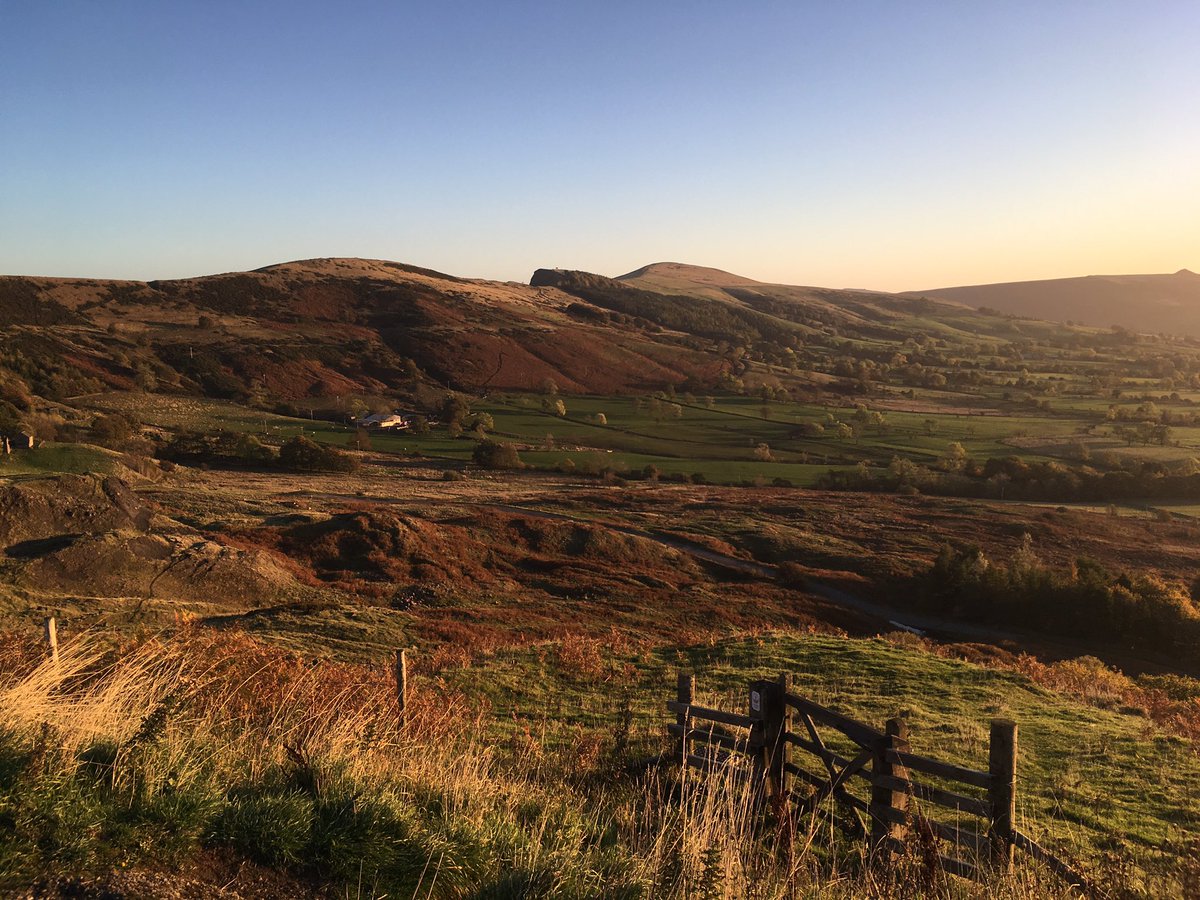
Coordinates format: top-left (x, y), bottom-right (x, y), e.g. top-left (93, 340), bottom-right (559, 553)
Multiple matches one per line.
top-left (279, 436), bottom-right (359, 473)
top-left (472, 439), bottom-right (522, 469)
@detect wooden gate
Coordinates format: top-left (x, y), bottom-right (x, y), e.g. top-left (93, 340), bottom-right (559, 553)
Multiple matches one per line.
top-left (667, 671), bottom-right (1089, 892)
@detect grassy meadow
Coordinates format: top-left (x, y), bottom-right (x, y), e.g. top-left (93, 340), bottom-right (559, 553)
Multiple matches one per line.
top-left (1, 627), bottom-right (1196, 898)
top-left (79, 384), bottom-right (1200, 496)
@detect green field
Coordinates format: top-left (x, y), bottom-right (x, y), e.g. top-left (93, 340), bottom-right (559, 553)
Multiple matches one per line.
top-left (78, 389), bottom-right (1200, 489)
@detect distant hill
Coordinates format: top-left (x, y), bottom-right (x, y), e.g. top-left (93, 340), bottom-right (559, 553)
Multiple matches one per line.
top-left (914, 270), bottom-right (1200, 336)
top-left (0, 256), bottom-right (1096, 413)
top-left (0, 258), bottom-right (734, 404)
top-left (614, 261), bottom-right (973, 329)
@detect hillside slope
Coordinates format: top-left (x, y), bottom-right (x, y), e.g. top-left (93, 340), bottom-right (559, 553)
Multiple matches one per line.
top-left (0, 258), bottom-right (729, 403)
top-left (0, 256), bottom-right (1116, 417)
top-left (617, 261), bottom-right (972, 329)
top-left (916, 269), bottom-right (1200, 335)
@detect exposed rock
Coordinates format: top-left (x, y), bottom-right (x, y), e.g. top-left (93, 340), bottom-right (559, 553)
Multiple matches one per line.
top-left (16, 532), bottom-right (302, 609)
top-left (0, 474), bottom-right (152, 549)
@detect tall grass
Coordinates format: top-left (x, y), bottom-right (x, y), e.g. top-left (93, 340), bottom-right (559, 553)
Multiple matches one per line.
top-left (0, 630), bottom-right (1156, 897)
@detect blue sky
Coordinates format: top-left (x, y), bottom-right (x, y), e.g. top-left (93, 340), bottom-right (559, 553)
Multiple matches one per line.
top-left (2, 1), bottom-right (1197, 289)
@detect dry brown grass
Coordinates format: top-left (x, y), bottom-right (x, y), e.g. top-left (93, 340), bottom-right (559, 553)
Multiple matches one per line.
top-left (0, 628), bottom-right (1108, 897)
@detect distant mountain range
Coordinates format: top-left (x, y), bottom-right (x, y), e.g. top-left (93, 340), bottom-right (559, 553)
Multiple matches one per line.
top-left (913, 270), bottom-right (1200, 336)
top-left (2, 256), bottom-right (1197, 411)
top-left (0, 255), bottom-right (984, 405)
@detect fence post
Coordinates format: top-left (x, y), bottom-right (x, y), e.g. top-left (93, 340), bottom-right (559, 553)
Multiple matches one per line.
top-left (43, 617), bottom-right (58, 666)
top-left (748, 677), bottom-right (788, 812)
top-left (988, 719), bottom-right (1018, 871)
top-left (676, 671), bottom-right (695, 779)
top-left (870, 717), bottom-right (910, 855)
top-left (774, 672), bottom-right (792, 801)
top-left (394, 649), bottom-right (408, 728)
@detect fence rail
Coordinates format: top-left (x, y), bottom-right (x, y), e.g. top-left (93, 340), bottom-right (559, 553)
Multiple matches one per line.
top-left (665, 670), bottom-right (1092, 894)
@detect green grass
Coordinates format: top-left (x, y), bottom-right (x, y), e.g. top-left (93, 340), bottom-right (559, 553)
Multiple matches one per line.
top-left (72, 389), bottom-right (1200, 489)
top-left (4, 628), bottom-right (1193, 896)
top-left (440, 632), bottom-right (1199, 876)
top-left (0, 444), bottom-right (131, 477)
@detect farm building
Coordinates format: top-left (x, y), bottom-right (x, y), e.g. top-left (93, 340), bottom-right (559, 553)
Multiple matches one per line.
top-left (357, 412), bottom-right (410, 431)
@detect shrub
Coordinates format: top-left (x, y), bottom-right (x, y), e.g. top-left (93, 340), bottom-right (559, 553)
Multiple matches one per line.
top-left (472, 439), bottom-right (522, 470)
top-left (89, 413), bottom-right (138, 448)
top-left (776, 562), bottom-right (807, 588)
top-left (279, 436), bottom-right (359, 473)
top-left (161, 430), bottom-right (278, 467)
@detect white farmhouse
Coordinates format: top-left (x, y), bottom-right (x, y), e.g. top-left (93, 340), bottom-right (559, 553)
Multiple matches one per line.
top-left (357, 413), bottom-right (410, 431)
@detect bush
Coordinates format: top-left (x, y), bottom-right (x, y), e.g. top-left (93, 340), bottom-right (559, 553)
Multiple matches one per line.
top-left (472, 440), bottom-right (522, 470)
top-left (160, 430), bottom-right (278, 467)
top-left (279, 436), bottom-right (359, 473)
top-left (89, 412), bottom-right (146, 451)
top-left (776, 562), bottom-right (807, 588)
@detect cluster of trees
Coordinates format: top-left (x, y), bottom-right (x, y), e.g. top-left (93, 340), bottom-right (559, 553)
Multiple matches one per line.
top-left (921, 538), bottom-right (1200, 667)
top-left (792, 407), bottom-right (885, 441)
top-left (632, 395), bottom-right (683, 422)
top-left (472, 439), bottom-right (522, 469)
top-left (160, 432), bottom-right (358, 473)
top-left (87, 413), bottom-right (155, 455)
top-left (0, 339), bottom-right (105, 400)
top-left (819, 452), bottom-right (1200, 503)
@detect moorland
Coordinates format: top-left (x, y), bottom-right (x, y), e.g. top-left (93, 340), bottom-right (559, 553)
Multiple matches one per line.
top-left (0, 258), bottom-right (1198, 898)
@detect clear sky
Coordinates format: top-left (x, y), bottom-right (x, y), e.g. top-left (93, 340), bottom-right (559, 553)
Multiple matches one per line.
top-left (2, 1), bottom-right (1197, 290)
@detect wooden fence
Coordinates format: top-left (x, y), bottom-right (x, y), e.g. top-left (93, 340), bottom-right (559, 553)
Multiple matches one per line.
top-left (667, 671), bottom-right (1091, 892)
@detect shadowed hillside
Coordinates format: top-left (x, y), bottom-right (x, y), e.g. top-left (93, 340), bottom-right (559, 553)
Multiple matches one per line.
top-left (0, 258), bottom-right (729, 402)
top-left (0, 257), bottom-right (1061, 413)
top-left (915, 270), bottom-right (1200, 336)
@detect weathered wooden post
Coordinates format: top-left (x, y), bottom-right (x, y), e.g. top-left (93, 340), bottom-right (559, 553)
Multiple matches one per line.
top-left (988, 719), bottom-right (1018, 871)
top-left (750, 676), bottom-right (789, 804)
top-left (676, 671), bottom-right (695, 779)
top-left (870, 717), bottom-right (910, 856)
top-left (43, 616), bottom-right (58, 666)
top-left (394, 649), bottom-right (408, 728)
top-left (774, 672), bottom-right (792, 801)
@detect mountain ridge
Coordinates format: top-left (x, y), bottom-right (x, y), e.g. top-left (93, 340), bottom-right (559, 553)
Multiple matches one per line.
top-left (913, 269), bottom-right (1200, 335)
top-left (2, 255), bottom-right (1182, 419)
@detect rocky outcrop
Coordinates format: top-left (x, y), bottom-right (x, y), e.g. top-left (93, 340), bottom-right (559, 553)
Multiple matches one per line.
top-left (0, 474), bottom-right (310, 609)
top-left (0, 474), bottom-right (152, 549)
